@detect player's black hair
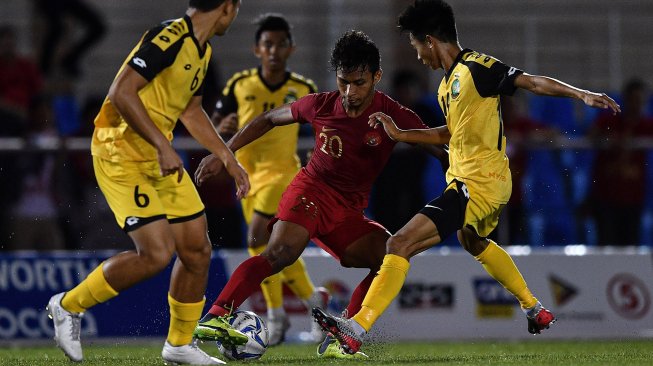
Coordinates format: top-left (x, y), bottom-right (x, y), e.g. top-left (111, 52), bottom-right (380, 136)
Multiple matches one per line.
top-left (254, 13), bottom-right (293, 44)
top-left (398, 0), bottom-right (458, 43)
top-left (330, 30), bottom-right (381, 74)
top-left (189, 0), bottom-right (238, 12)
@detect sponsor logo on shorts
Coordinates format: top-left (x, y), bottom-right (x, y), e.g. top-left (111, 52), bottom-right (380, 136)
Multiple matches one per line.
top-left (132, 57), bottom-right (146, 69)
top-left (125, 216), bottom-right (139, 226)
top-left (290, 195), bottom-right (318, 219)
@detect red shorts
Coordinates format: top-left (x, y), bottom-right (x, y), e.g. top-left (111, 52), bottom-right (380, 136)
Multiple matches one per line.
top-left (270, 171), bottom-right (387, 262)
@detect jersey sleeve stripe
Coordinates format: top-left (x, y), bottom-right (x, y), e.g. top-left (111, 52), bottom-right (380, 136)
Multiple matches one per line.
top-left (289, 74), bottom-right (318, 93)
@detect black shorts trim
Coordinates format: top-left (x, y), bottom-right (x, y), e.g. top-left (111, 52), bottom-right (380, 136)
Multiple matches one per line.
top-left (418, 180), bottom-right (469, 241)
top-left (123, 214), bottom-right (167, 233)
top-left (168, 209), bottom-right (206, 225)
top-left (253, 210), bottom-right (275, 220)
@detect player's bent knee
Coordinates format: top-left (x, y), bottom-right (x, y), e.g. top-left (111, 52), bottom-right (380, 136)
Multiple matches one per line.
top-left (457, 229), bottom-right (487, 256)
top-left (386, 233), bottom-right (414, 258)
top-left (139, 248), bottom-right (175, 273)
top-left (177, 241), bottom-right (212, 270)
top-left (262, 246), bottom-right (299, 272)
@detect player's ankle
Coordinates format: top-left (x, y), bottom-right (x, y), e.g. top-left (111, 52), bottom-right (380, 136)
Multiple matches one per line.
top-left (207, 305), bottom-right (229, 318)
top-left (199, 313), bottom-right (216, 323)
top-left (267, 306), bottom-right (285, 319)
top-left (522, 301), bottom-right (542, 317)
top-left (350, 318), bottom-right (367, 338)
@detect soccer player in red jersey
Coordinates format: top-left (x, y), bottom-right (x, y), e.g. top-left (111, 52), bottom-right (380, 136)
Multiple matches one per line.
top-left (312, 0), bottom-right (621, 356)
top-left (193, 30), bottom-right (447, 358)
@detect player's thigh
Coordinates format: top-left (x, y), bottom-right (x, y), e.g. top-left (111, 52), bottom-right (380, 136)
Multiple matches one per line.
top-left (156, 173), bottom-right (211, 261)
top-left (419, 179), bottom-right (470, 242)
top-left (248, 212), bottom-right (274, 248)
top-left (93, 156), bottom-right (167, 232)
top-left (387, 213), bottom-right (440, 258)
top-left (169, 213), bottom-right (212, 268)
top-left (264, 219), bottom-right (311, 271)
top-left (126, 219), bottom-right (176, 267)
top-left (463, 192), bottom-right (504, 238)
top-left (319, 216), bottom-right (389, 269)
top-left (340, 229), bottom-right (388, 270)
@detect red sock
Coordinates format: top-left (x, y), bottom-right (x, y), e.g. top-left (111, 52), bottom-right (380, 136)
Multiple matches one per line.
top-left (208, 256), bottom-right (274, 316)
top-left (344, 271), bottom-right (375, 318)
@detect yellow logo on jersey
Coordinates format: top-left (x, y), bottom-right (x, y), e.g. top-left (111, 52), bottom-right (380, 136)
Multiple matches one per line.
top-left (451, 77), bottom-right (461, 100)
top-left (284, 89), bottom-right (298, 104)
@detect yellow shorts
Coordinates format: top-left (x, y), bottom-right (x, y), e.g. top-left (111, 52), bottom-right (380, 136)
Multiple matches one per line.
top-left (464, 184), bottom-right (506, 238)
top-left (420, 179), bottom-right (506, 239)
top-left (93, 156), bottom-right (205, 231)
top-left (241, 182), bottom-right (288, 224)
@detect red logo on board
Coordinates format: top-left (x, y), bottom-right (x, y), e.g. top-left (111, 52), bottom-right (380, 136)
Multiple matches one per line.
top-left (606, 273), bottom-right (650, 319)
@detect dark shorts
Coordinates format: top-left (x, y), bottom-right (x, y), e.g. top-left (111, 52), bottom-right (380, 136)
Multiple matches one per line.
top-left (269, 172), bottom-right (387, 261)
top-left (419, 179), bottom-right (470, 240)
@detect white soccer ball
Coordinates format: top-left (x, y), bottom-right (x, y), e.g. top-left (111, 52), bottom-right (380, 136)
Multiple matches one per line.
top-left (216, 310), bottom-right (269, 360)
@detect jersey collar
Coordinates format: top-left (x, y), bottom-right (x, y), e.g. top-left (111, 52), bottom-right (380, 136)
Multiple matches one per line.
top-left (184, 15), bottom-right (208, 58)
top-left (256, 66), bottom-right (290, 92)
top-left (444, 48), bottom-right (472, 82)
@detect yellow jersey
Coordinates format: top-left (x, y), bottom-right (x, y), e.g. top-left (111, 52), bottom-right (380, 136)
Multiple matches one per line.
top-left (217, 67), bottom-right (316, 192)
top-left (438, 49), bottom-right (522, 203)
top-left (92, 16), bottom-right (211, 162)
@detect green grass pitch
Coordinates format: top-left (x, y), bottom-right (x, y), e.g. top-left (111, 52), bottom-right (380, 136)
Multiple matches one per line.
top-left (1, 340), bottom-right (652, 365)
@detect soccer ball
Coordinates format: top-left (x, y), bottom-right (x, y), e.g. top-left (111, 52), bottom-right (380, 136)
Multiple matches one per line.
top-left (216, 310), bottom-right (269, 360)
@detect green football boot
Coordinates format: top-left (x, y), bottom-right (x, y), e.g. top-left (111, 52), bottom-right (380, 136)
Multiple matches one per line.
top-left (317, 334), bottom-right (369, 360)
top-left (193, 315), bottom-right (249, 346)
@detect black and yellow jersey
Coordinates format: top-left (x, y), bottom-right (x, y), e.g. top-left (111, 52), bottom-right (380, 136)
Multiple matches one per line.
top-left (438, 48), bottom-right (523, 203)
top-left (217, 67), bottom-right (316, 191)
top-left (92, 15), bottom-right (211, 162)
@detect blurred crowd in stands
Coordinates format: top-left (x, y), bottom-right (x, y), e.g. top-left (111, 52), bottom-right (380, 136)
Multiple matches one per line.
top-left (1, 11), bottom-right (653, 251)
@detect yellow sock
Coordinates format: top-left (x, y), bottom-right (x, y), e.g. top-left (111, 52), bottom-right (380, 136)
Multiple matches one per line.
top-left (249, 245), bottom-right (283, 309)
top-left (167, 294), bottom-right (205, 346)
top-left (281, 257), bottom-right (315, 301)
top-left (61, 263), bottom-right (118, 313)
top-left (474, 240), bottom-right (538, 309)
top-left (352, 254), bottom-right (410, 332)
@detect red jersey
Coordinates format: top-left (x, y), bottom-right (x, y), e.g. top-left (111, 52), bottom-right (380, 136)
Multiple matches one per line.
top-left (291, 90), bottom-right (427, 209)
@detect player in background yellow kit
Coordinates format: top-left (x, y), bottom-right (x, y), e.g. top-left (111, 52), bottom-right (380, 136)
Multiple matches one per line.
top-left (46, 1), bottom-right (250, 364)
top-left (210, 14), bottom-right (329, 345)
top-left (313, 0), bottom-right (621, 355)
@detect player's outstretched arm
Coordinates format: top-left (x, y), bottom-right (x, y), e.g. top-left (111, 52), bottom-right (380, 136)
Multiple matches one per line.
top-left (369, 112), bottom-right (451, 145)
top-left (194, 104), bottom-right (295, 186)
top-left (109, 66), bottom-right (184, 181)
top-left (514, 73), bottom-right (621, 114)
top-left (180, 96), bottom-right (250, 198)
